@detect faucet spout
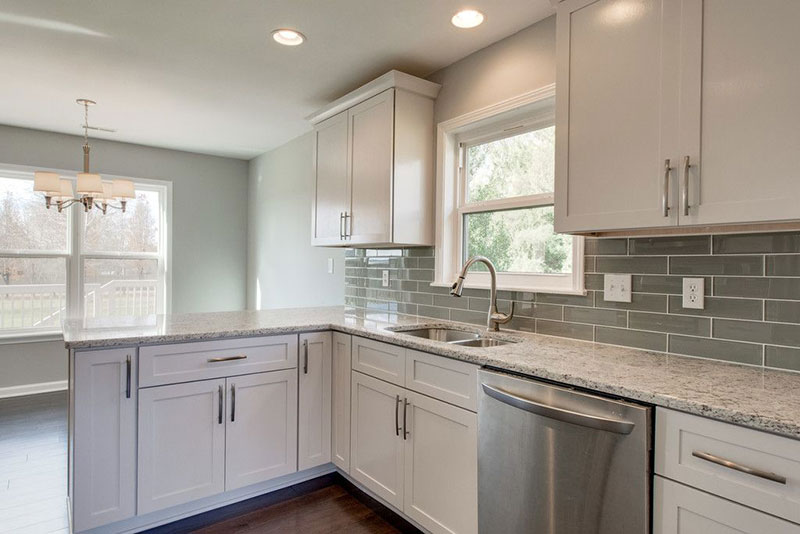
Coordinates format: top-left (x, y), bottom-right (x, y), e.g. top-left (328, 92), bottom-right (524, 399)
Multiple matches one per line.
top-left (450, 256), bottom-right (515, 332)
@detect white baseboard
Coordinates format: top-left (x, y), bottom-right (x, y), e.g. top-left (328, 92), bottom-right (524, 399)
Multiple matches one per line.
top-left (0, 380), bottom-right (68, 399)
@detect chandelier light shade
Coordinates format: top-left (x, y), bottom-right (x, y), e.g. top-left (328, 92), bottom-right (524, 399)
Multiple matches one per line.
top-left (33, 99), bottom-right (133, 214)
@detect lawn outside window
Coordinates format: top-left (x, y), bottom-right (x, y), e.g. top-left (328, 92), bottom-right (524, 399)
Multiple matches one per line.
top-left (434, 85), bottom-right (584, 294)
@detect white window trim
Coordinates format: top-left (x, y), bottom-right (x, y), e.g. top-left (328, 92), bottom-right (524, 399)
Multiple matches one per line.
top-left (433, 84), bottom-right (585, 295)
top-left (0, 163), bottom-right (172, 341)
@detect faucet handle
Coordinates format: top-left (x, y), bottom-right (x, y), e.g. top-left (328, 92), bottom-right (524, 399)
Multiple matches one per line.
top-left (497, 301), bottom-right (515, 324)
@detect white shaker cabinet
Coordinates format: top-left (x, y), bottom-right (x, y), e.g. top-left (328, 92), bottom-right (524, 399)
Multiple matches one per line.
top-left (331, 332), bottom-right (352, 471)
top-left (298, 332), bottom-right (332, 471)
top-left (72, 348), bottom-right (137, 532)
top-left (309, 70), bottom-right (440, 247)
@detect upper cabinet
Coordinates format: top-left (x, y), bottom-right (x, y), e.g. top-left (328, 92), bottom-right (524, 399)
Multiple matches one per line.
top-left (308, 71), bottom-right (441, 247)
top-left (555, 0), bottom-right (800, 234)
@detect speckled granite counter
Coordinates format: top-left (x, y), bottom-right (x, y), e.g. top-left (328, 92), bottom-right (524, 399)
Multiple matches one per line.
top-left (64, 306), bottom-right (800, 439)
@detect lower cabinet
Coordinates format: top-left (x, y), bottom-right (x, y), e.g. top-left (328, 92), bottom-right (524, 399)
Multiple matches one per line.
top-left (350, 370), bottom-right (478, 534)
top-left (298, 332), bottom-right (332, 471)
top-left (654, 476), bottom-right (800, 533)
top-left (138, 370), bottom-right (297, 514)
top-left (331, 332), bottom-right (352, 471)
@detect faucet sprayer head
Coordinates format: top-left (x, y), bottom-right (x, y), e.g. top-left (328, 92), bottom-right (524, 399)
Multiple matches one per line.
top-left (450, 276), bottom-right (466, 297)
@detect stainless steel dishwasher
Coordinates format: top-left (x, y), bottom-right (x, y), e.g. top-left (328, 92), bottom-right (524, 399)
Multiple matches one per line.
top-left (478, 369), bottom-right (652, 534)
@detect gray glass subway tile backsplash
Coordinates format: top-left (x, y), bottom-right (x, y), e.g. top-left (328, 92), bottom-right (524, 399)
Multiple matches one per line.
top-left (344, 232), bottom-right (800, 373)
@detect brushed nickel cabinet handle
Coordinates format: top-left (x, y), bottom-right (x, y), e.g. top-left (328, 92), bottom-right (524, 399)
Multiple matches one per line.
top-left (207, 355), bottom-right (247, 363)
top-left (663, 159), bottom-right (672, 217)
top-left (339, 212), bottom-right (345, 240)
top-left (230, 384), bottom-right (236, 423)
top-left (125, 355), bottom-right (131, 399)
top-left (692, 450), bottom-right (787, 485)
top-left (303, 339), bottom-right (309, 374)
top-left (344, 212), bottom-right (351, 239)
top-left (217, 385), bottom-right (223, 425)
top-left (403, 398), bottom-right (410, 440)
top-left (682, 155), bottom-right (691, 216)
top-left (395, 395), bottom-right (401, 437)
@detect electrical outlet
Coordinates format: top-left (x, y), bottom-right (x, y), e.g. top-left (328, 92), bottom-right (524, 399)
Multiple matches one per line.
top-left (327, 258), bottom-right (334, 274)
top-left (682, 277), bottom-right (705, 309)
top-left (381, 270), bottom-right (390, 287)
top-left (604, 274), bottom-right (632, 303)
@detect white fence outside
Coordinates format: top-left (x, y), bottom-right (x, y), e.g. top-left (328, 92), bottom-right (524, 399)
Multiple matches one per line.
top-left (0, 280), bottom-right (158, 330)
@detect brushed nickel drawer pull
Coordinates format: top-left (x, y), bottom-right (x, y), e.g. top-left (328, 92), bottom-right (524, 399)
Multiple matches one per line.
top-left (230, 384), bottom-right (236, 423)
top-left (682, 155), bottom-right (691, 216)
top-left (403, 398), bottom-right (410, 440)
top-left (125, 355), bottom-right (132, 399)
top-left (207, 355), bottom-right (248, 363)
top-left (692, 450), bottom-right (787, 485)
top-left (303, 339), bottom-right (309, 374)
top-left (217, 385), bottom-right (223, 425)
top-left (662, 159), bottom-right (672, 217)
top-left (395, 395), bottom-right (401, 437)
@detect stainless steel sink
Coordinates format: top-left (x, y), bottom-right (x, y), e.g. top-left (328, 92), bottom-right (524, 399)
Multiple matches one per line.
top-left (390, 327), bottom-right (519, 347)
top-left (449, 337), bottom-right (513, 347)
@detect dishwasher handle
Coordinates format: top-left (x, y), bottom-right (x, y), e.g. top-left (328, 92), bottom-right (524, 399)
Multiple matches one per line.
top-left (481, 383), bottom-right (636, 435)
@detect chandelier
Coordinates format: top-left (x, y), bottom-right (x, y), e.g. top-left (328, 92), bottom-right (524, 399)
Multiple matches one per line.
top-left (33, 99), bottom-right (135, 213)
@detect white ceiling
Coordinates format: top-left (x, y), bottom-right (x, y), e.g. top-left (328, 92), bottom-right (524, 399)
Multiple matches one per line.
top-left (0, 1), bottom-right (554, 159)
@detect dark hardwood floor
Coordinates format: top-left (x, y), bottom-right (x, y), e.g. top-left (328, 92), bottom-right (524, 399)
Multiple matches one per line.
top-left (0, 391), bottom-right (418, 534)
top-left (0, 391), bottom-right (69, 534)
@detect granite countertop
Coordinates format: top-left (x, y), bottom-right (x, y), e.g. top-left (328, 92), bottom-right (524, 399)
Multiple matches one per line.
top-left (64, 306), bottom-right (800, 439)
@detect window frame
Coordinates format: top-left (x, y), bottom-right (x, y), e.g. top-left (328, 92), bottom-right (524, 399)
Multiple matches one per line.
top-left (0, 164), bottom-right (172, 341)
top-left (434, 85), bottom-right (585, 295)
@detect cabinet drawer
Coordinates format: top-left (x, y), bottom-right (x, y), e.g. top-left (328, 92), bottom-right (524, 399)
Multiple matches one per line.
top-left (654, 476), bottom-right (800, 534)
top-left (405, 349), bottom-right (479, 412)
top-left (352, 337), bottom-right (405, 386)
top-left (655, 407), bottom-right (800, 524)
top-left (139, 335), bottom-right (298, 387)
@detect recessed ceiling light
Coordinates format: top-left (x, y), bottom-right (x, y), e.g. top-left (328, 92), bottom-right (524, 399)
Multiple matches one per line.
top-left (272, 28), bottom-right (305, 46)
top-left (451, 9), bottom-right (485, 29)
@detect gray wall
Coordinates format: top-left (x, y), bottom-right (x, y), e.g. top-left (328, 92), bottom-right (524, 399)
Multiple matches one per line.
top-left (247, 133), bottom-right (344, 309)
top-left (0, 124), bottom-right (249, 392)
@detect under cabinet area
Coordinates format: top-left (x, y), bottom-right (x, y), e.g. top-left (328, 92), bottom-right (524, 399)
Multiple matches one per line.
top-left (555, 0), bottom-right (800, 233)
top-left (309, 70), bottom-right (441, 247)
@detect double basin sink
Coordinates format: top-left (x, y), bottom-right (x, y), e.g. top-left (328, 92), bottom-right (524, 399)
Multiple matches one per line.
top-left (388, 327), bottom-right (520, 348)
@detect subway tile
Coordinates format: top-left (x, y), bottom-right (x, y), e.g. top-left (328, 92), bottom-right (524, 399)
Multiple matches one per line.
top-left (585, 274), bottom-right (604, 290)
top-left (595, 292), bottom-right (667, 312)
top-left (399, 280), bottom-right (417, 292)
top-left (536, 320), bottom-right (594, 341)
top-left (765, 301), bottom-right (800, 324)
top-left (417, 284), bottom-right (451, 295)
top-left (670, 256), bottom-right (763, 276)
top-left (507, 316), bottom-right (536, 333)
top-left (408, 269), bottom-right (434, 282)
top-left (632, 275), bottom-right (696, 295)
top-left (669, 335), bottom-right (762, 365)
top-left (514, 301), bottom-right (563, 320)
top-left (564, 307), bottom-right (627, 327)
top-left (667, 296), bottom-right (763, 320)
top-left (595, 256), bottom-right (668, 274)
top-left (417, 305), bottom-right (450, 320)
top-left (765, 346), bottom-right (800, 372)
top-left (584, 238), bottom-right (628, 256)
top-left (404, 247), bottom-right (435, 257)
top-left (766, 255), bottom-right (800, 276)
top-left (584, 256), bottom-right (596, 273)
top-left (714, 319), bottom-right (800, 347)
top-left (595, 327), bottom-right (667, 352)
top-left (536, 292), bottom-right (594, 307)
top-left (345, 248), bottom-right (358, 257)
top-left (714, 277), bottom-right (800, 300)
top-left (629, 312), bottom-right (710, 336)
top-left (468, 297), bottom-right (512, 313)
top-left (433, 294), bottom-right (470, 310)
top-left (630, 236), bottom-right (710, 256)
top-left (713, 232), bottom-right (800, 254)
top-left (450, 309), bottom-right (487, 326)
top-left (408, 292), bottom-right (433, 305)
top-left (417, 257), bottom-right (435, 269)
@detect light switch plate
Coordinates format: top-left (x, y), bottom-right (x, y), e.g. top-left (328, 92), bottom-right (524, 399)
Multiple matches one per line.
top-left (682, 277), bottom-right (705, 309)
top-left (381, 270), bottom-right (390, 287)
top-left (327, 258), bottom-right (334, 274)
top-left (604, 274), bottom-right (632, 303)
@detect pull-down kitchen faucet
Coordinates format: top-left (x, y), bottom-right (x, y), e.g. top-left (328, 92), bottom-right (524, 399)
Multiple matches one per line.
top-left (450, 256), bottom-right (515, 332)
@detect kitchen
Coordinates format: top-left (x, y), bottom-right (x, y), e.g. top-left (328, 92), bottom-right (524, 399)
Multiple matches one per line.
top-left (1, 1), bottom-right (799, 533)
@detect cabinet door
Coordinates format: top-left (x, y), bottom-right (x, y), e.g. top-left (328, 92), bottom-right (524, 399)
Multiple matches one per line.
top-left (654, 476), bottom-right (800, 533)
top-left (138, 379), bottom-right (226, 514)
top-left (226, 370), bottom-right (298, 490)
top-left (403, 390), bottom-right (478, 534)
top-left (312, 111), bottom-right (349, 245)
top-left (298, 332), bottom-right (331, 471)
top-left (331, 332), bottom-right (352, 471)
top-left (73, 348), bottom-right (137, 532)
top-left (348, 89), bottom-right (394, 245)
top-left (555, 0), bottom-right (681, 232)
top-left (678, 0), bottom-right (800, 225)
top-left (350, 371), bottom-right (405, 509)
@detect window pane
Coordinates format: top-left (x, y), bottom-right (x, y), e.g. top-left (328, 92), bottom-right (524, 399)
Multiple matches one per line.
top-left (84, 258), bottom-right (159, 318)
top-left (466, 126), bottom-right (555, 203)
top-left (464, 206), bottom-right (572, 274)
top-left (0, 177), bottom-right (68, 251)
top-left (84, 190), bottom-right (160, 253)
top-left (0, 257), bottom-right (66, 330)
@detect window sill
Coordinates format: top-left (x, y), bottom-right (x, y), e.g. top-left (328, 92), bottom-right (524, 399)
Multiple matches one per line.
top-left (429, 280), bottom-right (587, 296)
top-left (0, 331), bottom-right (64, 346)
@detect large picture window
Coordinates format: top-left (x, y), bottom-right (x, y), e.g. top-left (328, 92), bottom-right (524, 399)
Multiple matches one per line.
top-left (0, 166), bottom-right (170, 337)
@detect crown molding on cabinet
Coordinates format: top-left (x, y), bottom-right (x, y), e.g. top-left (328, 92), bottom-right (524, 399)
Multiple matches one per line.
top-left (306, 70), bottom-right (441, 125)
